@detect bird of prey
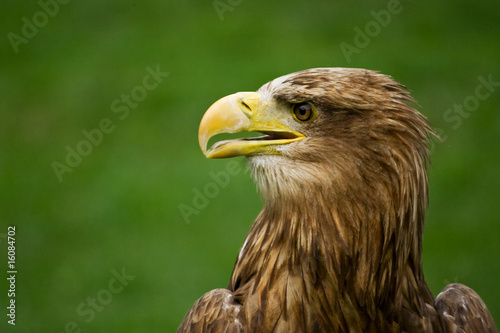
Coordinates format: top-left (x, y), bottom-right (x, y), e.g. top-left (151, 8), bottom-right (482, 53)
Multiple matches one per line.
top-left (178, 68), bottom-right (497, 332)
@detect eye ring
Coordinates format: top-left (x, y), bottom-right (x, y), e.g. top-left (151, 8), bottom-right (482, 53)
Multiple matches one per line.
top-left (292, 102), bottom-right (315, 122)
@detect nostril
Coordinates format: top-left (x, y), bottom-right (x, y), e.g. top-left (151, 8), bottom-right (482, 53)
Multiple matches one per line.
top-left (236, 92), bottom-right (259, 115)
top-left (241, 100), bottom-right (252, 113)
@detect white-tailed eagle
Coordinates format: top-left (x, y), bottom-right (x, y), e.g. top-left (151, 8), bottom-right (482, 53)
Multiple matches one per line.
top-left (178, 68), bottom-right (497, 333)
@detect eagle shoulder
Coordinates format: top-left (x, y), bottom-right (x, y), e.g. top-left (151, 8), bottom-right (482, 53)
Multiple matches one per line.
top-left (177, 288), bottom-right (243, 333)
top-left (435, 283), bottom-right (497, 333)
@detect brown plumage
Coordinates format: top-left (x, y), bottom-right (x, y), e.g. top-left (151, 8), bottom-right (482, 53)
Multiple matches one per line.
top-left (178, 68), bottom-right (497, 332)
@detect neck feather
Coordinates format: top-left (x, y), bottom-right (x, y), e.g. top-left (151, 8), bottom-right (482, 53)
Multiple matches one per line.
top-left (229, 150), bottom-right (435, 331)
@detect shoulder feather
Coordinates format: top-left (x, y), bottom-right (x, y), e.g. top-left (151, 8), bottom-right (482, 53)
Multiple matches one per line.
top-left (435, 283), bottom-right (497, 333)
top-left (177, 288), bottom-right (243, 333)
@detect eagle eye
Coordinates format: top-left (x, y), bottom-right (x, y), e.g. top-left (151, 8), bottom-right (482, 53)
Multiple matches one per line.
top-left (292, 102), bottom-right (315, 122)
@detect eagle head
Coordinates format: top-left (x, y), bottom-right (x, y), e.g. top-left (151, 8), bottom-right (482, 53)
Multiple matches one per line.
top-left (199, 68), bottom-right (434, 206)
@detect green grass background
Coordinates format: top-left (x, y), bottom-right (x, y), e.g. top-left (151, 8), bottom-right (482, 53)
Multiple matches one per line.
top-left (1, 1), bottom-right (499, 331)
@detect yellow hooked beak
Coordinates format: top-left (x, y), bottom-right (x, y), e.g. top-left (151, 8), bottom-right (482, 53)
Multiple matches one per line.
top-left (198, 92), bottom-right (305, 158)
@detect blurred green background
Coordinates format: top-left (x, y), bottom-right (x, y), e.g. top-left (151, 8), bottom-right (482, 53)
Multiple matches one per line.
top-left (1, 0), bottom-right (499, 332)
